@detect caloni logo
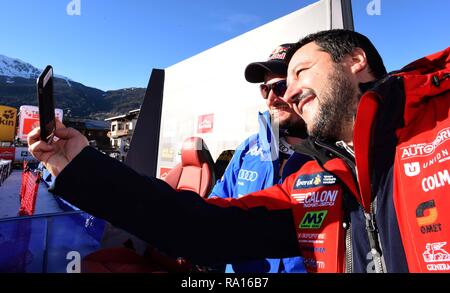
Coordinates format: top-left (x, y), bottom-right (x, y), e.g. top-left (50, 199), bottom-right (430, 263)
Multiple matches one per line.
top-left (238, 169), bottom-right (258, 182)
top-left (404, 162), bottom-right (420, 177)
top-left (292, 190), bottom-right (338, 208)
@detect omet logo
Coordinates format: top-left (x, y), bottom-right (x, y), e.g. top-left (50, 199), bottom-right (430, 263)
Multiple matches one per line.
top-left (416, 200), bottom-right (442, 234)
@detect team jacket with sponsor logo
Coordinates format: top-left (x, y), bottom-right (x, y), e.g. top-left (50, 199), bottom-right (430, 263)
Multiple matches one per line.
top-left (51, 47), bottom-right (450, 272)
top-left (210, 110), bottom-right (311, 273)
top-left (210, 111), bottom-right (281, 199)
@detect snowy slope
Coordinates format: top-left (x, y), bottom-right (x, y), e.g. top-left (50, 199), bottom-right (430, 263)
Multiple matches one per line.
top-left (0, 54), bottom-right (41, 79)
top-left (0, 54), bottom-right (71, 85)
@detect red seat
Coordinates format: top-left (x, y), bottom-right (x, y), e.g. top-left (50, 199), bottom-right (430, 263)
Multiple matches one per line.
top-left (163, 137), bottom-right (216, 197)
top-left (82, 137), bottom-right (216, 273)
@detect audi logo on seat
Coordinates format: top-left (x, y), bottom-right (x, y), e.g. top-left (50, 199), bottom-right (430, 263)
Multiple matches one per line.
top-left (238, 169), bottom-right (258, 182)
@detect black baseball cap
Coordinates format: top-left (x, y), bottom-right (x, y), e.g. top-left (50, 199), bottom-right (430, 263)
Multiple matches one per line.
top-left (244, 43), bottom-right (294, 83)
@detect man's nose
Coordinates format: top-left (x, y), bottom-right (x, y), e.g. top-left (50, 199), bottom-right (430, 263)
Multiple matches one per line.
top-left (283, 84), bottom-right (302, 105)
top-left (267, 90), bottom-right (283, 105)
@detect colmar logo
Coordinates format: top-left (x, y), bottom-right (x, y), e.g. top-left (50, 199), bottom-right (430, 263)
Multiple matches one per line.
top-left (404, 162), bottom-right (420, 177)
top-left (421, 170), bottom-right (450, 192)
top-left (423, 242), bottom-right (450, 271)
top-left (300, 211), bottom-right (328, 229)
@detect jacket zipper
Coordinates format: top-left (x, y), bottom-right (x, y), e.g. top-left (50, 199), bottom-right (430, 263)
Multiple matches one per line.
top-left (343, 221), bottom-right (353, 273)
top-left (315, 140), bottom-right (356, 273)
top-left (315, 140), bottom-right (385, 273)
top-left (364, 201), bottom-right (386, 273)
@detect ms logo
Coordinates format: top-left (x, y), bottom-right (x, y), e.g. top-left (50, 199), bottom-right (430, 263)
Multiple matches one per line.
top-left (300, 211), bottom-right (328, 229)
top-left (404, 162), bottom-right (420, 177)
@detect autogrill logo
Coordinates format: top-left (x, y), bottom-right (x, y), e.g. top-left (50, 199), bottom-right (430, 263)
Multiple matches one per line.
top-left (238, 169), bottom-right (258, 182)
top-left (400, 127), bottom-right (450, 160)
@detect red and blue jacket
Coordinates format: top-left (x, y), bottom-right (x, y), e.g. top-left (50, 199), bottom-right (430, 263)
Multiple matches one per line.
top-left (210, 111), bottom-right (310, 273)
top-left (52, 47), bottom-right (450, 272)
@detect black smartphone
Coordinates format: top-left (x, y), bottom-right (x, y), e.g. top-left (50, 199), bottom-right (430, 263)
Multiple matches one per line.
top-left (37, 65), bottom-right (56, 143)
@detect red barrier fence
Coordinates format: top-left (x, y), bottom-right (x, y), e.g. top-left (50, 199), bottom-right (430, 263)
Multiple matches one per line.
top-left (19, 161), bottom-right (41, 216)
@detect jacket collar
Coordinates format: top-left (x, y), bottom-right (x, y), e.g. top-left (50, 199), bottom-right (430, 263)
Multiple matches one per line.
top-left (257, 111), bottom-right (279, 161)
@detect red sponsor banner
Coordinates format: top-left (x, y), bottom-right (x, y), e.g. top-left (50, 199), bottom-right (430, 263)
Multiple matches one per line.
top-left (197, 114), bottom-right (214, 134)
top-left (0, 147), bottom-right (15, 160)
top-left (19, 162), bottom-right (41, 216)
top-left (22, 117), bottom-right (40, 138)
top-left (18, 105), bottom-right (63, 141)
top-left (159, 167), bottom-right (172, 180)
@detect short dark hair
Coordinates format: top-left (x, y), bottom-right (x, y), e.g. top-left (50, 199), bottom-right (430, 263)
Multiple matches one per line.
top-left (287, 29), bottom-right (387, 79)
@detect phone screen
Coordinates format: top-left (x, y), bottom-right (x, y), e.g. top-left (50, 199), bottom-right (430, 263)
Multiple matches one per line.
top-left (37, 65), bottom-right (56, 143)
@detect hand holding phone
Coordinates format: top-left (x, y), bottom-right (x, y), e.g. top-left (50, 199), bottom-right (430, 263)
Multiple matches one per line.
top-left (37, 65), bottom-right (56, 143)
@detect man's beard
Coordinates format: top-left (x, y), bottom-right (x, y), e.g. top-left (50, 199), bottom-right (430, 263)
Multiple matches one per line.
top-left (310, 65), bottom-right (358, 141)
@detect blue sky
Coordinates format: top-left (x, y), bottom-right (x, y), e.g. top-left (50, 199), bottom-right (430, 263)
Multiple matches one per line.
top-left (0, 0), bottom-right (448, 91)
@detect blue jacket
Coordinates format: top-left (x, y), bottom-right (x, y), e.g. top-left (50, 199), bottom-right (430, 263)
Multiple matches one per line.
top-left (210, 111), bottom-right (310, 273)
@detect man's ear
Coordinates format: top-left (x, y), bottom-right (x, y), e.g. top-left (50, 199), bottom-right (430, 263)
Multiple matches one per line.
top-left (349, 47), bottom-right (368, 75)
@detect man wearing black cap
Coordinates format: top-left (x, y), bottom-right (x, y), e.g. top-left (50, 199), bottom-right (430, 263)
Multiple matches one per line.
top-left (208, 44), bottom-right (311, 273)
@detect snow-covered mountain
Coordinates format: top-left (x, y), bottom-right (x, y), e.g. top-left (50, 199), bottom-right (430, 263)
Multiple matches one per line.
top-left (0, 54), bottom-right (72, 85)
top-left (0, 53), bottom-right (146, 119)
top-left (0, 54), bottom-right (41, 79)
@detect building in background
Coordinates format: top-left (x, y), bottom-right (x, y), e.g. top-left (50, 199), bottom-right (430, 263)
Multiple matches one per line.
top-left (63, 118), bottom-right (112, 153)
top-left (105, 109), bottom-right (140, 161)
